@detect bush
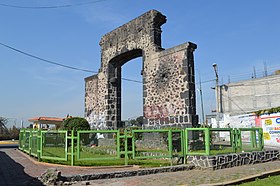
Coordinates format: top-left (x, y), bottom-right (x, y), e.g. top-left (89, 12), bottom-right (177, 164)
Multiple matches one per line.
top-left (62, 117), bottom-right (90, 131)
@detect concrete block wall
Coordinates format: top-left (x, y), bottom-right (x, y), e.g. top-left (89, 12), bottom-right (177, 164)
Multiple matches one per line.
top-left (221, 74), bottom-right (280, 115)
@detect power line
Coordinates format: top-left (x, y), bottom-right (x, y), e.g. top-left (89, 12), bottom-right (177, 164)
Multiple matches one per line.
top-left (0, 42), bottom-right (96, 73)
top-left (0, 41), bottom-right (220, 85)
top-left (0, 0), bottom-right (106, 9)
top-left (121, 78), bottom-right (142, 83)
top-left (0, 41), bottom-right (144, 83)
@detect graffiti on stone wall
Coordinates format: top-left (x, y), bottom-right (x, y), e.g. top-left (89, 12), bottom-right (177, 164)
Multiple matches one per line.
top-left (85, 111), bottom-right (107, 130)
top-left (144, 102), bottom-right (175, 119)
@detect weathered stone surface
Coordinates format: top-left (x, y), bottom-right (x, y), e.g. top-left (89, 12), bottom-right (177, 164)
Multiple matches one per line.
top-left (187, 150), bottom-right (280, 170)
top-left (62, 165), bottom-right (194, 182)
top-left (38, 168), bottom-right (62, 186)
top-left (85, 10), bottom-right (197, 129)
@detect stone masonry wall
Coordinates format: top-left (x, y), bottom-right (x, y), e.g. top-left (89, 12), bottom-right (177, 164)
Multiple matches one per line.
top-left (85, 10), bottom-right (197, 129)
top-left (143, 43), bottom-right (197, 128)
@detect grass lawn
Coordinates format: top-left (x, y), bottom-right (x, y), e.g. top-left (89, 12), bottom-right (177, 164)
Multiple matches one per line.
top-left (40, 146), bottom-right (172, 167)
top-left (240, 175), bottom-right (280, 186)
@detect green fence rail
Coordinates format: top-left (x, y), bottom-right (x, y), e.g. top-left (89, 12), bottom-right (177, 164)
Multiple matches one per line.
top-left (18, 127), bottom-right (264, 166)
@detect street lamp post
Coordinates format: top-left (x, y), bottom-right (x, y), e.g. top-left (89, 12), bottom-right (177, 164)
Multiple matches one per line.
top-left (212, 63), bottom-right (220, 129)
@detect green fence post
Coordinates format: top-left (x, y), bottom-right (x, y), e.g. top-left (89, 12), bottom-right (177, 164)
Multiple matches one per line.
top-left (259, 128), bottom-right (264, 150)
top-left (37, 130), bottom-right (41, 162)
top-left (29, 130), bottom-right (32, 155)
top-left (181, 129), bottom-right (186, 164)
top-left (230, 129), bottom-right (235, 153)
top-left (205, 128), bottom-right (210, 155)
top-left (168, 130), bottom-right (173, 166)
top-left (40, 130), bottom-right (43, 158)
top-left (124, 130), bottom-right (128, 166)
top-left (71, 130), bottom-right (75, 166)
top-left (253, 129), bottom-right (257, 148)
top-left (132, 130), bottom-right (135, 159)
top-left (23, 129), bottom-right (26, 151)
top-left (237, 129), bottom-right (242, 151)
top-left (117, 130), bottom-right (120, 158)
top-left (185, 128), bottom-right (189, 162)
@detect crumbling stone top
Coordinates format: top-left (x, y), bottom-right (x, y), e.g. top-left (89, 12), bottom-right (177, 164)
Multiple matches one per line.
top-left (99, 9), bottom-right (167, 50)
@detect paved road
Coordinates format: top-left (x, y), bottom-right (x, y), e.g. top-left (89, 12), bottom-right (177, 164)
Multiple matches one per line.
top-left (0, 144), bottom-right (18, 148)
top-left (0, 148), bottom-right (43, 186)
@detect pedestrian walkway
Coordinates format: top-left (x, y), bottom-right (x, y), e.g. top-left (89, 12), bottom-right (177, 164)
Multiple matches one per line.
top-left (72, 161), bottom-right (280, 186)
top-left (0, 148), bottom-right (138, 185)
top-left (1, 147), bottom-right (280, 185)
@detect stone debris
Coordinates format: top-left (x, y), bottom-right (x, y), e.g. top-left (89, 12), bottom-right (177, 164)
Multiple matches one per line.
top-left (38, 168), bottom-right (62, 185)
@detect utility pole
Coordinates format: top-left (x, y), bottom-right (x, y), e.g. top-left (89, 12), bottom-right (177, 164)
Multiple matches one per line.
top-left (199, 74), bottom-right (205, 125)
top-left (212, 63), bottom-right (220, 129)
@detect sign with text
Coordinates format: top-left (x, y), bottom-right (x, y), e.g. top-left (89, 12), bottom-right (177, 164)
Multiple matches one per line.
top-left (260, 113), bottom-right (280, 147)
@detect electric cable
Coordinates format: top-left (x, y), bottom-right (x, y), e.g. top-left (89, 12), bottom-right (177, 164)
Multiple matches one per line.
top-left (0, 0), bottom-right (107, 9)
top-left (0, 41), bottom-right (144, 83)
top-left (0, 42), bottom-right (96, 73)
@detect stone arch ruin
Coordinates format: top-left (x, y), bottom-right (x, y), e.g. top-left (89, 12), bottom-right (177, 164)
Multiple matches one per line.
top-left (85, 10), bottom-right (198, 129)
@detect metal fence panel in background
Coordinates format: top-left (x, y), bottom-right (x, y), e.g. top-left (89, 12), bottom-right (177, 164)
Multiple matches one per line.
top-left (185, 128), bottom-right (210, 155)
top-left (237, 128), bottom-right (264, 152)
top-left (18, 130), bottom-right (24, 150)
top-left (209, 129), bottom-right (235, 155)
top-left (41, 130), bottom-right (67, 161)
top-left (77, 130), bottom-right (120, 161)
top-left (23, 130), bottom-right (30, 153)
top-left (132, 130), bottom-right (172, 159)
top-left (30, 130), bottom-right (39, 157)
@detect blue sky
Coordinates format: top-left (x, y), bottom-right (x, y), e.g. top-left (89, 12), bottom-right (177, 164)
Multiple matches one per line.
top-left (1, 0), bottom-right (280, 127)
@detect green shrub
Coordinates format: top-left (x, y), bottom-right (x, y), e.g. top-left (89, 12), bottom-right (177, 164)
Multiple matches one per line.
top-left (62, 117), bottom-right (90, 131)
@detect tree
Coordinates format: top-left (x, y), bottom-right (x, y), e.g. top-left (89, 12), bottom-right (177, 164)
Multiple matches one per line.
top-left (9, 125), bottom-right (20, 140)
top-left (135, 116), bottom-right (143, 126)
top-left (0, 116), bottom-right (7, 128)
top-left (0, 117), bottom-right (9, 136)
top-left (62, 117), bottom-right (90, 131)
top-left (130, 116), bottom-right (143, 127)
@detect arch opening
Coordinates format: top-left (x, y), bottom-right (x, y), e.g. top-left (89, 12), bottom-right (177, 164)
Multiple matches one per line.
top-left (108, 49), bottom-right (143, 128)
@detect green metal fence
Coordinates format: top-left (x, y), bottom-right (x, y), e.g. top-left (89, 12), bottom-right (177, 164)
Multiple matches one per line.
top-left (18, 127), bottom-right (264, 166)
top-left (77, 130), bottom-right (120, 161)
top-left (185, 127), bottom-right (263, 156)
top-left (235, 128), bottom-right (264, 152)
top-left (40, 130), bottom-right (68, 161)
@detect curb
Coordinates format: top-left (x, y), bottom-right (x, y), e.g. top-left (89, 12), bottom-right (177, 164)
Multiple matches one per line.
top-left (61, 164), bottom-right (195, 182)
top-left (200, 168), bottom-right (280, 186)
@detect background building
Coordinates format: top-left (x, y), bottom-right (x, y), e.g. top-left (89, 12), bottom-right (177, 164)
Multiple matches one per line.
top-left (220, 73), bottom-right (280, 116)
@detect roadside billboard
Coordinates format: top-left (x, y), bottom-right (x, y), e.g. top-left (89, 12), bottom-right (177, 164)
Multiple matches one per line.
top-left (258, 113), bottom-right (280, 147)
